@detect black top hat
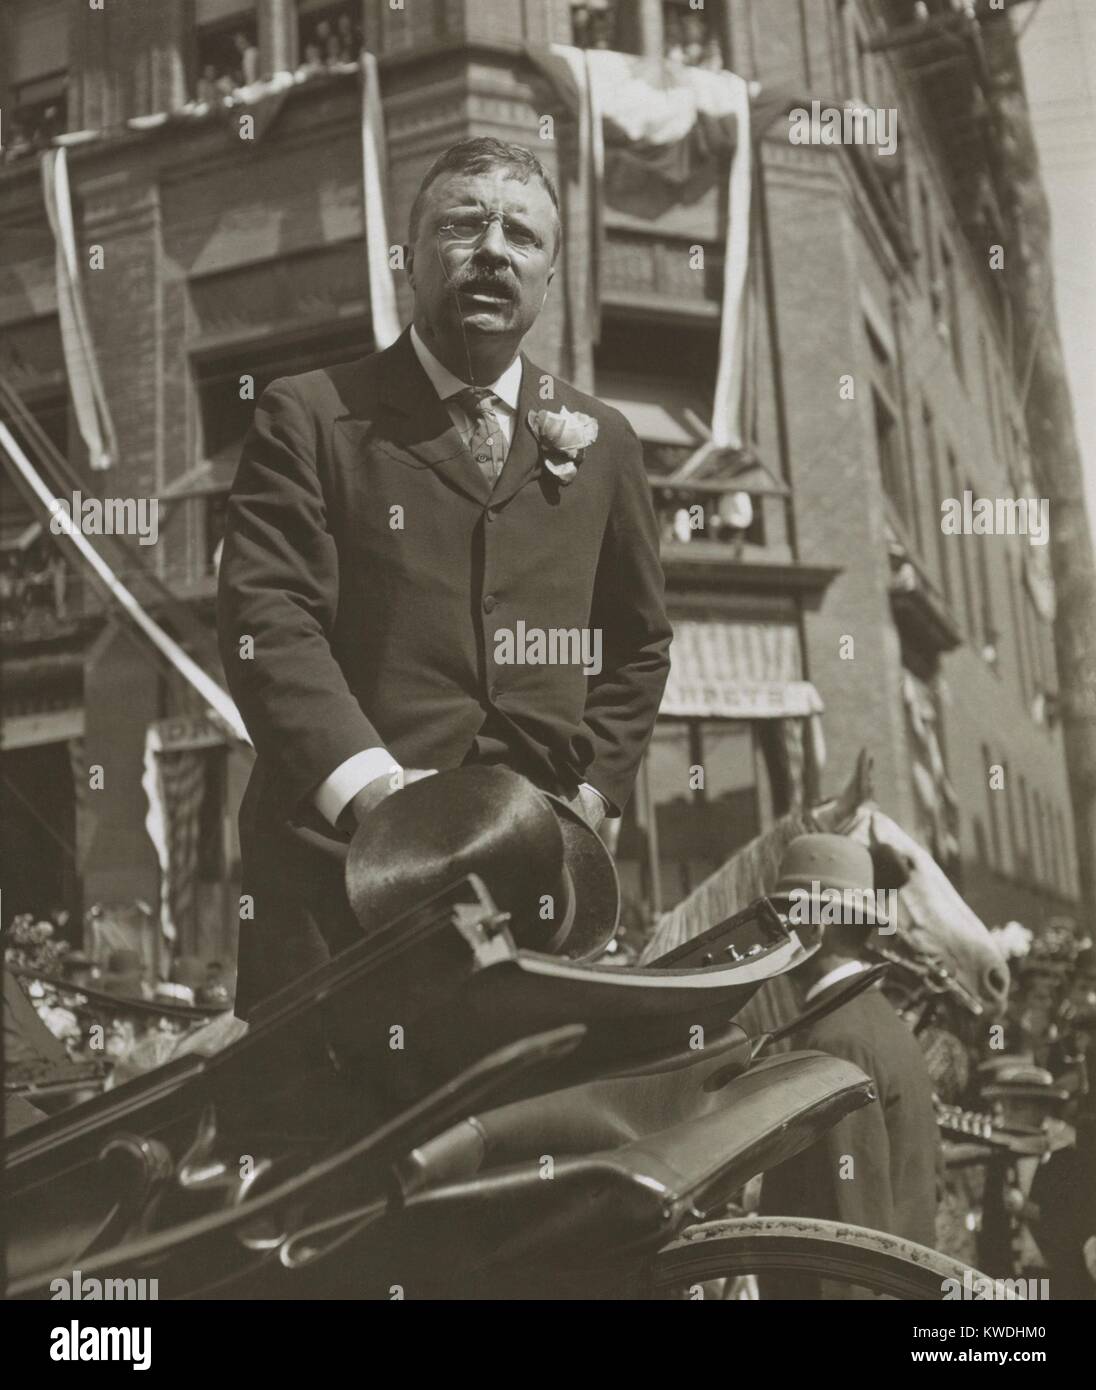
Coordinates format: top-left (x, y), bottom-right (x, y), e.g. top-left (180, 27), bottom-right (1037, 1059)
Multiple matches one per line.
top-left (344, 766), bottom-right (619, 960)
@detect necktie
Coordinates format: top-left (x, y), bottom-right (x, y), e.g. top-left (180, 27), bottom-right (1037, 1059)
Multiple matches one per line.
top-left (452, 387), bottom-right (506, 489)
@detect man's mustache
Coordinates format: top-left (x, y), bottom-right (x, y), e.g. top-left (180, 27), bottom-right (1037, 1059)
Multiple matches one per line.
top-left (451, 271), bottom-right (519, 300)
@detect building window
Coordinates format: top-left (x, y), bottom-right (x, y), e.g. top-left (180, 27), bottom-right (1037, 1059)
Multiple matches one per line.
top-left (1044, 800), bottom-right (1061, 896)
top-left (1004, 549), bottom-right (1030, 708)
top-left (194, 324), bottom-right (371, 469)
top-left (982, 743), bottom-right (1002, 870)
top-left (873, 389), bottom-right (905, 521)
top-left (1002, 760), bottom-right (1020, 877)
top-left (194, 1), bottom-right (259, 101)
top-left (0, 499), bottom-right (80, 645)
top-left (1022, 585), bottom-right (1043, 713)
top-left (296, 0), bottom-right (361, 74)
top-left (663, 0), bottom-right (724, 68)
top-left (571, 1), bottom-right (634, 52)
top-left (970, 481), bottom-right (997, 665)
top-left (0, 390), bottom-right (81, 642)
top-left (1018, 773), bottom-right (1035, 884)
top-left (867, 319), bottom-right (909, 527)
top-left (650, 474), bottom-right (766, 550)
top-left (1034, 788), bottom-right (1052, 891)
top-left (5, 0), bottom-right (69, 159)
top-left (1056, 805), bottom-right (1073, 898)
top-left (919, 181), bottom-right (938, 305)
top-left (594, 317), bottom-right (774, 554)
top-left (922, 401), bottom-right (951, 607)
top-left (979, 331), bottom-right (1002, 464)
top-left (616, 719), bottom-right (771, 920)
top-left (940, 238), bottom-right (963, 380)
top-left (945, 448), bottom-right (977, 639)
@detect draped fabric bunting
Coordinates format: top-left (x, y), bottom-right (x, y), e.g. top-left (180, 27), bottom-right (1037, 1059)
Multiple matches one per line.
top-left (143, 719), bottom-right (214, 955)
top-left (40, 148), bottom-right (118, 471)
top-left (1023, 540), bottom-right (1056, 624)
top-left (903, 671), bottom-right (959, 862)
top-left (37, 63), bottom-right (403, 347)
top-left (547, 45), bottom-right (604, 359)
top-left (534, 48), bottom-right (753, 450)
top-left (760, 714), bottom-right (824, 815)
top-left (360, 50), bottom-right (401, 350)
top-left (143, 723), bottom-right (176, 949)
top-left (0, 423), bottom-right (249, 745)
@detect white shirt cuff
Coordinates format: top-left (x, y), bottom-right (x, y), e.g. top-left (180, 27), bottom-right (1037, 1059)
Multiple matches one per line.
top-left (314, 748), bottom-right (403, 826)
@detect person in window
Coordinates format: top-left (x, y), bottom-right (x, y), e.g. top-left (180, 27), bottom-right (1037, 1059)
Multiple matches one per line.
top-left (701, 36), bottom-right (723, 71)
top-left (682, 13), bottom-right (707, 66)
top-left (664, 11), bottom-right (685, 64)
top-left (573, 0), bottom-right (614, 51)
top-left (197, 64), bottom-right (221, 104)
top-left (233, 30), bottom-right (259, 87)
top-left (337, 12), bottom-right (361, 62)
top-left (297, 42), bottom-right (322, 76)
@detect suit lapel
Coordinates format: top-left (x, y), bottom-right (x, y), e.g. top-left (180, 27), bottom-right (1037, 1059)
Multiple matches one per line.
top-left (375, 330), bottom-right (491, 505)
top-left (372, 334), bottom-right (547, 509)
top-left (491, 351), bottom-right (544, 508)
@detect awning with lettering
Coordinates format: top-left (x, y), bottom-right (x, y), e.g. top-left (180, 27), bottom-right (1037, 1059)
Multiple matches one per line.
top-left (661, 620), bottom-right (823, 719)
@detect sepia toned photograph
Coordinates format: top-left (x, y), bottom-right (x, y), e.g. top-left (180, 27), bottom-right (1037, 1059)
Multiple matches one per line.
top-left (2, 0), bottom-right (1095, 1340)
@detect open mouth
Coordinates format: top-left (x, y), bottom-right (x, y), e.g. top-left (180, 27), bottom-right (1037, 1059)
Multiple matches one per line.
top-left (458, 282), bottom-right (514, 305)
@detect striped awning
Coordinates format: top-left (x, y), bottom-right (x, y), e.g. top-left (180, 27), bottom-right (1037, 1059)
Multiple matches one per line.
top-left (661, 619), bottom-right (823, 719)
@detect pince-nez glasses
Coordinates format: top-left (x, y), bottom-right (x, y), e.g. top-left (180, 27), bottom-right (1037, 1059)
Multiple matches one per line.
top-left (437, 212), bottom-right (542, 254)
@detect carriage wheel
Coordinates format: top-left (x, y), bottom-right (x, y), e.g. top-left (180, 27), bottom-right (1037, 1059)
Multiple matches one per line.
top-left (652, 1216), bottom-right (1016, 1300)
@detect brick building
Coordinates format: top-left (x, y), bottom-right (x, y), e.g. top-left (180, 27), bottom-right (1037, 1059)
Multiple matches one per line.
top-left (0, 0), bottom-right (1079, 978)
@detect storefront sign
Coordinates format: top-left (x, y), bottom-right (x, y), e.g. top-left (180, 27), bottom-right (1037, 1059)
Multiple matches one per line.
top-left (660, 620), bottom-right (823, 719)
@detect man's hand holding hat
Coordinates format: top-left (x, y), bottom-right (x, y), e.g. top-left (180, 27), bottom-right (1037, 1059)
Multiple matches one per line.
top-left (340, 766), bottom-right (438, 836)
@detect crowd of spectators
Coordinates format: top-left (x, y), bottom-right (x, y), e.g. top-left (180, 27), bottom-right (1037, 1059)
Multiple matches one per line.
top-left (663, 8), bottom-right (724, 70)
top-left (0, 544), bottom-right (72, 638)
top-left (195, 29), bottom-right (260, 104)
top-left (296, 10), bottom-right (363, 76)
top-left (571, 1), bottom-right (724, 69)
top-left (192, 9), bottom-right (362, 102)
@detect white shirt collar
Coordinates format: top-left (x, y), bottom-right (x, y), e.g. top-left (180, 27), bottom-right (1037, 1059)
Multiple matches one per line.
top-left (805, 959), bottom-right (870, 1004)
top-left (409, 324), bottom-right (522, 413)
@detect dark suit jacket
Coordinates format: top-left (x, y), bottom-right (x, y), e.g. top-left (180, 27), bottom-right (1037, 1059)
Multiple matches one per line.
top-left (760, 980), bottom-right (940, 1296)
top-left (217, 328), bottom-right (672, 1013)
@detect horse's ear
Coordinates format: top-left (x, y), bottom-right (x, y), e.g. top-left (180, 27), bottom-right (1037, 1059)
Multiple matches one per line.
top-left (825, 748), bottom-right (875, 827)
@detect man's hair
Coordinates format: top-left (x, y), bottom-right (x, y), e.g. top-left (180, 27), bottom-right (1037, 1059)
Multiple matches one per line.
top-left (407, 136), bottom-right (561, 257)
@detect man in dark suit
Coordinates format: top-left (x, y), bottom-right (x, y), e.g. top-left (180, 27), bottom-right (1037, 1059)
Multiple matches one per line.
top-left (759, 835), bottom-right (940, 1297)
top-left (217, 137), bottom-right (672, 1015)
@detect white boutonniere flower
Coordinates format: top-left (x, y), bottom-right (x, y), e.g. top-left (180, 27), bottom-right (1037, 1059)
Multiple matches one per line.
top-left (527, 406), bottom-right (599, 486)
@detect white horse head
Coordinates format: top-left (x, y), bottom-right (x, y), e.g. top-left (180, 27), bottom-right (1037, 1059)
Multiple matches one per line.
top-left (813, 751), bottom-right (1010, 1020)
top-left (646, 749), bottom-right (1010, 1021)
top-left (847, 804), bottom-right (1009, 1019)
